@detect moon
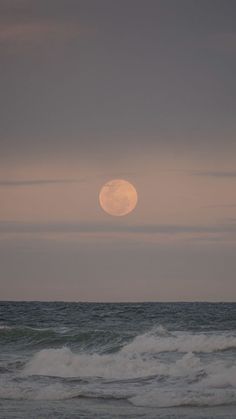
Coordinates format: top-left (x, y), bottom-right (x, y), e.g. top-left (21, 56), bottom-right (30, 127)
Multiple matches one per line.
top-left (99, 179), bottom-right (138, 216)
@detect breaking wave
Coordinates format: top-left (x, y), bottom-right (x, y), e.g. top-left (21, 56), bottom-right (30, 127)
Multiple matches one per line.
top-left (23, 346), bottom-right (197, 379)
top-left (1, 324), bottom-right (236, 408)
top-left (122, 329), bottom-right (236, 354)
top-left (13, 327), bottom-right (235, 408)
top-left (22, 327), bottom-right (236, 379)
top-left (1, 324), bottom-right (236, 354)
top-left (0, 344), bottom-right (233, 408)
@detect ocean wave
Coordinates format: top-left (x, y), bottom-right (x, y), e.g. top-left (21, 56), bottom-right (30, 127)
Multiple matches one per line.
top-left (0, 326), bottom-right (62, 346)
top-left (0, 326), bottom-right (125, 352)
top-left (0, 381), bottom-right (79, 401)
top-left (130, 388), bottom-right (236, 408)
top-left (0, 378), bottom-right (131, 402)
top-left (23, 343), bottom-right (235, 384)
top-left (122, 329), bottom-right (236, 354)
top-left (2, 324), bottom-right (235, 355)
top-left (2, 362), bottom-right (236, 408)
top-left (1, 382), bottom-right (236, 408)
top-left (0, 343), bottom-right (235, 408)
top-left (23, 347), bottom-right (204, 379)
top-left (21, 327), bottom-right (236, 380)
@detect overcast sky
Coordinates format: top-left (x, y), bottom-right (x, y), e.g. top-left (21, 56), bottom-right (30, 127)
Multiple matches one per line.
top-left (0, 0), bottom-right (236, 301)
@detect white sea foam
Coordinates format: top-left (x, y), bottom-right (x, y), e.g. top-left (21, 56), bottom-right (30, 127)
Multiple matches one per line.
top-left (122, 330), bottom-right (236, 354)
top-left (202, 364), bottom-right (236, 388)
top-left (23, 346), bottom-right (168, 379)
top-left (19, 329), bottom-right (236, 407)
top-left (0, 340), bottom-right (234, 407)
top-left (5, 349), bottom-right (236, 407)
top-left (23, 328), bottom-right (236, 379)
top-left (23, 346), bottom-right (233, 382)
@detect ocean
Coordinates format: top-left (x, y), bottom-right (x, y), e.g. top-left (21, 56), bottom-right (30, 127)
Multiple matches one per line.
top-left (0, 302), bottom-right (236, 419)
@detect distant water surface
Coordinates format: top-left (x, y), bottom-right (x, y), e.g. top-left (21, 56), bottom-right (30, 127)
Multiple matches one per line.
top-left (0, 302), bottom-right (236, 418)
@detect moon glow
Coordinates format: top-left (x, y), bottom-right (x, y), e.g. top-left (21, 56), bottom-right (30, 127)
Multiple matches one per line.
top-left (99, 179), bottom-right (138, 216)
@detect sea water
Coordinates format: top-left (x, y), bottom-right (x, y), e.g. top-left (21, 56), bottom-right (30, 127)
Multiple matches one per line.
top-left (0, 302), bottom-right (236, 418)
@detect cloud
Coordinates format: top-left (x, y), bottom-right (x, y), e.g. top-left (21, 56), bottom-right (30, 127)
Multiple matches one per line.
top-left (0, 221), bottom-right (236, 236)
top-left (204, 204), bottom-right (236, 208)
top-left (191, 171), bottom-right (236, 178)
top-left (0, 179), bottom-right (82, 187)
top-left (224, 218), bottom-right (236, 223)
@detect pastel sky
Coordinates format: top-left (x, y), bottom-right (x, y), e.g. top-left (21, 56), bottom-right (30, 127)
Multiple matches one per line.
top-left (1, 0), bottom-right (236, 301)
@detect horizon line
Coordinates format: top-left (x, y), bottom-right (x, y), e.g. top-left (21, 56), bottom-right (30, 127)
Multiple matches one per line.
top-left (0, 299), bottom-right (235, 304)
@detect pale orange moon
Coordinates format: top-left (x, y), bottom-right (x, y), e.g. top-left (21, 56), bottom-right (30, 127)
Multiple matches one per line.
top-left (99, 179), bottom-right (138, 216)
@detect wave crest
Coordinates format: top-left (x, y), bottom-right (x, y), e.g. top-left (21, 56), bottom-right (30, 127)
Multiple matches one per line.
top-left (122, 330), bottom-right (236, 354)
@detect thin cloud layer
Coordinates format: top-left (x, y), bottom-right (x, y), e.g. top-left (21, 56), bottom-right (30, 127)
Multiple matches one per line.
top-left (0, 221), bottom-right (235, 236)
top-left (191, 171), bottom-right (236, 178)
top-left (0, 179), bottom-right (81, 187)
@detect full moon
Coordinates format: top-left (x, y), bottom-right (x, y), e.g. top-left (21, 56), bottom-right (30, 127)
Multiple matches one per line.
top-left (99, 179), bottom-right (138, 216)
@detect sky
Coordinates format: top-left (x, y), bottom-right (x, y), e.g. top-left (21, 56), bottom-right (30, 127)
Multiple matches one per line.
top-left (0, 0), bottom-right (236, 301)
